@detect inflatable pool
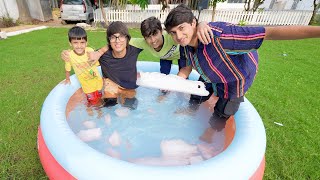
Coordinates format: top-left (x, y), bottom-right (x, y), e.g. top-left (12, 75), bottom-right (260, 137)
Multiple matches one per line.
top-left (38, 61), bottom-right (266, 179)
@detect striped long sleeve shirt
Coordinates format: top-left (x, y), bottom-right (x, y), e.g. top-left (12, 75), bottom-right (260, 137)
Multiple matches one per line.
top-left (180, 22), bottom-right (266, 99)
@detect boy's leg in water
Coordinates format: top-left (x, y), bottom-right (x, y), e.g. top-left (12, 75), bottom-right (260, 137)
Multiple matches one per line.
top-left (119, 88), bottom-right (138, 110)
top-left (123, 97), bottom-right (138, 110)
top-left (175, 76), bottom-right (214, 114)
top-left (200, 96), bottom-right (244, 143)
top-left (103, 78), bottom-right (120, 107)
top-left (104, 98), bottom-right (118, 107)
top-left (158, 59), bottom-right (172, 102)
top-left (210, 96), bottom-right (244, 130)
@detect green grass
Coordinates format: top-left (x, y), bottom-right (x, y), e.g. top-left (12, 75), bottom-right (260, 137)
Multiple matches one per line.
top-left (0, 27), bottom-right (319, 179)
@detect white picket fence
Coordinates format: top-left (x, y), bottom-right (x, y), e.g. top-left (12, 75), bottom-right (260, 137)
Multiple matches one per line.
top-left (94, 9), bottom-right (313, 26)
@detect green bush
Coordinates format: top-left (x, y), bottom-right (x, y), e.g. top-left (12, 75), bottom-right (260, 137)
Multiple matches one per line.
top-left (314, 14), bottom-right (320, 25)
top-left (238, 20), bottom-right (247, 26)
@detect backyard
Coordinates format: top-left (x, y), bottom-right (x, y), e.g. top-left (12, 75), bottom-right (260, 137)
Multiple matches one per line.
top-left (0, 27), bottom-right (319, 179)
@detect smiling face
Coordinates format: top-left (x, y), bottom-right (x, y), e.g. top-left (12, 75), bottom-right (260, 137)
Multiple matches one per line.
top-left (144, 30), bottom-right (164, 51)
top-left (109, 33), bottom-right (127, 56)
top-left (69, 38), bottom-right (87, 55)
top-left (168, 19), bottom-right (197, 47)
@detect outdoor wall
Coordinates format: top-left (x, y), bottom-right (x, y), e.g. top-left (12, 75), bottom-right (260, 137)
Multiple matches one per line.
top-left (26, 0), bottom-right (43, 21)
top-left (0, 0), bottom-right (19, 20)
top-left (26, 0), bottom-right (52, 21)
top-left (261, 0), bottom-right (315, 11)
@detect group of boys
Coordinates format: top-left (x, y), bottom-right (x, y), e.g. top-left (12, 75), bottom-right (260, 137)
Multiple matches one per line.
top-left (63, 4), bottom-right (320, 143)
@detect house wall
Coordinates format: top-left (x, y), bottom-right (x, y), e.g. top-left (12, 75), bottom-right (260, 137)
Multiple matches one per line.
top-left (0, 0), bottom-right (19, 20)
top-left (26, 0), bottom-right (43, 21)
top-left (26, 0), bottom-right (52, 21)
top-left (260, 0), bottom-right (315, 11)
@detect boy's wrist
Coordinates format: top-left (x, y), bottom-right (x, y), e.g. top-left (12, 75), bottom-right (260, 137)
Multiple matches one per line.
top-left (97, 49), bottom-right (103, 55)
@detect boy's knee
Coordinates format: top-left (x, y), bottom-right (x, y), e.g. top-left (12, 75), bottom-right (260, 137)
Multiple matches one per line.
top-left (123, 97), bottom-right (138, 110)
top-left (210, 96), bottom-right (244, 131)
top-left (103, 98), bottom-right (118, 107)
top-left (214, 96), bottom-right (244, 117)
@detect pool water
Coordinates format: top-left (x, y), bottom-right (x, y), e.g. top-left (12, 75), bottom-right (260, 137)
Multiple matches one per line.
top-left (67, 87), bottom-right (225, 166)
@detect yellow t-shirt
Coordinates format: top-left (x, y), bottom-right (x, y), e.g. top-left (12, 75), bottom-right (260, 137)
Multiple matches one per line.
top-left (65, 47), bottom-right (103, 94)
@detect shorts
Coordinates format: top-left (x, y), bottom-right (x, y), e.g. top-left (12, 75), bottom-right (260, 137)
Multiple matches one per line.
top-left (86, 90), bottom-right (102, 105)
top-left (103, 78), bottom-right (136, 104)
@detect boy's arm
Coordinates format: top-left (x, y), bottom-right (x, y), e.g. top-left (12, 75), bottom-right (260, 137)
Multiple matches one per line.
top-left (61, 50), bottom-right (71, 62)
top-left (197, 22), bottom-right (214, 45)
top-left (177, 66), bottom-right (192, 79)
top-left (87, 46), bottom-right (109, 62)
top-left (64, 71), bottom-right (71, 84)
top-left (265, 26), bottom-right (320, 40)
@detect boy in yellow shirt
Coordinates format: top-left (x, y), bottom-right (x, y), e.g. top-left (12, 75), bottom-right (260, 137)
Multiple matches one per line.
top-left (64, 26), bottom-right (103, 106)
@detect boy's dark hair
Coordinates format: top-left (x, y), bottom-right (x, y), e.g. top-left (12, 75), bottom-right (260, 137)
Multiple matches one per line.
top-left (140, 17), bottom-right (162, 38)
top-left (68, 26), bottom-right (87, 42)
top-left (106, 21), bottom-right (131, 50)
top-left (164, 4), bottom-right (196, 33)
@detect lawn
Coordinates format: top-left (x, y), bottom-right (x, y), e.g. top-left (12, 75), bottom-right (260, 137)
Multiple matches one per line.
top-left (0, 27), bottom-right (319, 179)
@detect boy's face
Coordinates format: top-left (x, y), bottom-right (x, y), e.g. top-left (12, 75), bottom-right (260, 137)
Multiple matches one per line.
top-left (168, 19), bottom-right (197, 47)
top-left (144, 30), bottom-right (163, 51)
top-left (69, 38), bottom-right (87, 55)
top-left (109, 33), bottom-right (127, 54)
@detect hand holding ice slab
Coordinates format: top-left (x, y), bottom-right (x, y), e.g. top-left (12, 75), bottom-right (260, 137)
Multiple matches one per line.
top-left (137, 72), bottom-right (209, 96)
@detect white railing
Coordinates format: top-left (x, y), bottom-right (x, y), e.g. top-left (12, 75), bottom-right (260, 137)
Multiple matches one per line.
top-left (94, 8), bottom-right (313, 26)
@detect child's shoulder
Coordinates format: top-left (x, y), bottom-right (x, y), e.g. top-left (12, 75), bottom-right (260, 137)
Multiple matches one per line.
top-left (85, 47), bottom-right (94, 52)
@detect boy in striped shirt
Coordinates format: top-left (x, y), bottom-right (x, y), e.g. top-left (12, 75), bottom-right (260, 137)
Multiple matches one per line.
top-left (164, 4), bottom-right (320, 143)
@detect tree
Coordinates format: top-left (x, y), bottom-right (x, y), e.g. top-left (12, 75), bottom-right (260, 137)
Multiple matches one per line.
top-left (99, 0), bottom-right (108, 27)
top-left (210, 0), bottom-right (226, 21)
top-left (98, 0), bottom-right (148, 27)
top-left (244, 0), bottom-right (265, 12)
top-left (309, 0), bottom-right (320, 25)
top-left (128, 0), bottom-right (148, 10)
top-left (159, 0), bottom-right (169, 11)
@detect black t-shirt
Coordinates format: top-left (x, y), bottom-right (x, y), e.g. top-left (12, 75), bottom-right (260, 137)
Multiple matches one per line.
top-left (99, 45), bottom-right (142, 89)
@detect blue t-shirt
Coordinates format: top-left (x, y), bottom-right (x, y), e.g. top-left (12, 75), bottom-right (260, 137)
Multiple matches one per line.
top-left (180, 22), bottom-right (265, 99)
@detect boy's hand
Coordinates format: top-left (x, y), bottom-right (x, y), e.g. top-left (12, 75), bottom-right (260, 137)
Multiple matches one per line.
top-left (88, 51), bottom-right (102, 61)
top-left (199, 127), bottom-right (216, 144)
top-left (63, 79), bottom-right (71, 85)
top-left (61, 50), bottom-right (70, 62)
top-left (197, 22), bottom-right (213, 45)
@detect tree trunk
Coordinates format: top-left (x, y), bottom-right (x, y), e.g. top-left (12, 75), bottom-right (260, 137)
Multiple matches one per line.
top-left (99, 0), bottom-right (108, 27)
top-left (309, 0), bottom-right (319, 25)
top-left (211, 3), bottom-right (217, 21)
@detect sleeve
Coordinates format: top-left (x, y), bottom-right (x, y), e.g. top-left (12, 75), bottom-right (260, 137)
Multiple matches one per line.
top-left (65, 50), bottom-right (72, 71)
top-left (179, 46), bottom-right (191, 68)
top-left (65, 61), bottom-right (72, 72)
top-left (209, 22), bottom-right (266, 53)
top-left (129, 38), bottom-right (146, 50)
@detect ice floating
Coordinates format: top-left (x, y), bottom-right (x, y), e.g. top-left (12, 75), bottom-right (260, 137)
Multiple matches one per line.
top-left (115, 107), bottom-right (130, 117)
top-left (189, 155), bottom-right (204, 164)
top-left (130, 157), bottom-right (189, 166)
top-left (106, 148), bottom-right (121, 159)
top-left (83, 120), bottom-right (96, 129)
top-left (104, 114), bottom-right (111, 126)
top-left (108, 131), bottom-right (121, 147)
top-left (137, 72), bottom-right (209, 96)
top-left (161, 139), bottom-right (198, 159)
top-left (77, 128), bottom-right (102, 142)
